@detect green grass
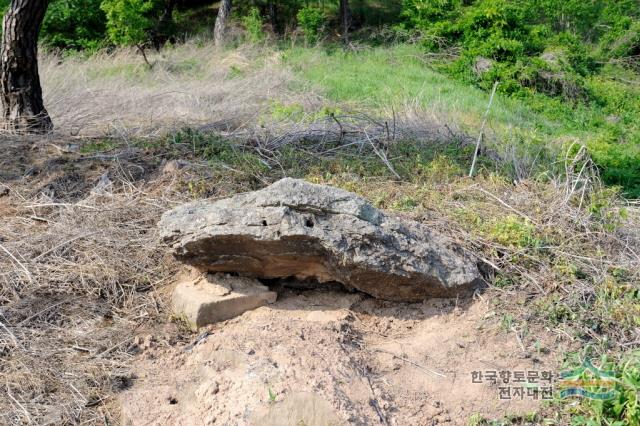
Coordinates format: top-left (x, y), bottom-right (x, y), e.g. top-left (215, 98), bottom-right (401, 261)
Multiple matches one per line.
top-left (85, 62), bottom-right (149, 81)
top-left (284, 44), bottom-right (556, 134)
top-left (79, 139), bottom-right (118, 153)
top-left (161, 128), bottom-right (487, 184)
top-left (552, 351), bottom-right (640, 425)
top-left (283, 44), bottom-right (640, 197)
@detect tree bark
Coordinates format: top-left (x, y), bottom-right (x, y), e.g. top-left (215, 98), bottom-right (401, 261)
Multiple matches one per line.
top-left (1, 0), bottom-right (52, 134)
top-left (339, 0), bottom-right (351, 45)
top-left (213, 0), bottom-right (232, 47)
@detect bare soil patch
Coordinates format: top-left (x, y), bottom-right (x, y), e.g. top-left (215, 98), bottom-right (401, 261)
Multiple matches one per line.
top-left (121, 287), bottom-right (562, 425)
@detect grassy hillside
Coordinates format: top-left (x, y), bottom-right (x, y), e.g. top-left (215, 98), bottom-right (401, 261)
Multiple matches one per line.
top-left (285, 44), bottom-right (640, 197)
top-left (30, 0), bottom-right (640, 192)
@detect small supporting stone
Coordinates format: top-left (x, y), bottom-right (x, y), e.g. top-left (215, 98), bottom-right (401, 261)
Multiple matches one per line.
top-left (172, 273), bottom-right (277, 328)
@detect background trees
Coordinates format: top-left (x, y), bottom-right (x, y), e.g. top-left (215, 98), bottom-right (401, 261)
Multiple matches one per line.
top-left (101, 0), bottom-right (156, 66)
top-left (0, 0), bottom-right (639, 153)
top-left (0, 0), bottom-right (631, 69)
top-left (41, 0), bottom-right (105, 50)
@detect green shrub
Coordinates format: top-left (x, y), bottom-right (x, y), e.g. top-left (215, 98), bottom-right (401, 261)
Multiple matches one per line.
top-left (401, 0), bottom-right (633, 99)
top-left (488, 214), bottom-right (540, 248)
top-left (588, 138), bottom-right (640, 198)
top-left (297, 6), bottom-right (325, 44)
top-left (399, 0), bottom-right (640, 196)
top-left (406, 0), bottom-right (592, 101)
top-left (100, 0), bottom-right (156, 47)
top-left (600, 18), bottom-right (640, 63)
top-left (1, 0), bottom-right (108, 50)
top-left (241, 7), bottom-right (265, 43)
top-left (41, 0), bottom-right (107, 50)
top-left (401, 0), bottom-right (460, 36)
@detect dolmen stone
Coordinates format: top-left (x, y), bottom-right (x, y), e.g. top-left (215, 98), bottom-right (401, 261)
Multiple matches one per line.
top-left (159, 178), bottom-right (483, 302)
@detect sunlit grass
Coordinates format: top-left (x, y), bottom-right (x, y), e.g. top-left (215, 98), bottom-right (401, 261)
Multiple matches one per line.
top-left (284, 44), bottom-right (564, 137)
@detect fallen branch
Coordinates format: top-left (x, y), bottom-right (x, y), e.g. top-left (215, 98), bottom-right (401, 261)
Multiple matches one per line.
top-left (365, 131), bottom-right (400, 179)
top-left (471, 185), bottom-right (540, 226)
top-left (26, 202), bottom-right (99, 210)
top-left (0, 318), bottom-right (19, 346)
top-left (95, 337), bottom-right (134, 359)
top-left (6, 384), bottom-right (32, 424)
top-left (33, 232), bottom-right (97, 261)
top-left (18, 298), bottom-right (78, 326)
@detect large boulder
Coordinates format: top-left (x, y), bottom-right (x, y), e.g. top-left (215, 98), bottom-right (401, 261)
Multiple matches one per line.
top-left (159, 178), bottom-right (483, 302)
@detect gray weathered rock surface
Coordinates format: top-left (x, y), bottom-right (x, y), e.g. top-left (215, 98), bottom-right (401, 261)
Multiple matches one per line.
top-left (160, 178), bottom-right (482, 301)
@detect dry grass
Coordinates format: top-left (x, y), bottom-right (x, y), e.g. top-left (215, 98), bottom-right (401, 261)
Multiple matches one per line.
top-left (310, 156), bottom-right (640, 352)
top-left (41, 41), bottom-right (306, 138)
top-left (1, 133), bottom-right (638, 424)
top-left (0, 138), bottom-right (185, 424)
top-left (0, 132), bottom-right (287, 424)
top-left (39, 40), bottom-right (480, 159)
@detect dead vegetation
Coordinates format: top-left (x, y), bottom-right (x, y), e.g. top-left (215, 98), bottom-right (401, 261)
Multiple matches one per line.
top-left (40, 42), bottom-right (299, 138)
top-left (0, 137), bottom-right (183, 424)
top-left (37, 42), bottom-right (499, 161)
top-left (314, 150), bottom-right (640, 347)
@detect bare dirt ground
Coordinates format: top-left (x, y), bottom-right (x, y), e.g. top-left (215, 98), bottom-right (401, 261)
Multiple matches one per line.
top-left (121, 287), bottom-right (562, 425)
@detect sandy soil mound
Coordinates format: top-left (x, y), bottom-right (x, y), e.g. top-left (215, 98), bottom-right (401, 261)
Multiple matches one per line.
top-left (121, 288), bottom-right (556, 425)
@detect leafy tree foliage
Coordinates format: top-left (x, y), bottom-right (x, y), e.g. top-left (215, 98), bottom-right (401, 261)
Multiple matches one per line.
top-left (41, 0), bottom-right (106, 50)
top-left (100, 0), bottom-right (156, 47)
top-left (297, 6), bottom-right (325, 44)
top-left (240, 6), bottom-right (264, 43)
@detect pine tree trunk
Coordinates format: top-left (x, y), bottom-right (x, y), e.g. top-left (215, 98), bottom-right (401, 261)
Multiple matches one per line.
top-left (267, 2), bottom-right (278, 34)
top-left (339, 0), bottom-right (351, 45)
top-left (214, 0), bottom-right (232, 47)
top-left (1, 0), bottom-right (52, 134)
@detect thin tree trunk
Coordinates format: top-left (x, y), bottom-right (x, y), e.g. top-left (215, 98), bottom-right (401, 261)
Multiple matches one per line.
top-left (339, 0), bottom-right (351, 45)
top-left (136, 44), bottom-right (153, 69)
top-left (159, 0), bottom-right (176, 30)
top-left (1, 0), bottom-right (52, 134)
top-left (214, 0), bottom-right (232, 47)
top-left (267, 2), bottom-right (278, 34)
